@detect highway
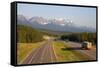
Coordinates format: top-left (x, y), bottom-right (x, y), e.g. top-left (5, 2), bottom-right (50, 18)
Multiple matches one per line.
top-left (64, 41), bottom-right (96, 60)
top-left (20, 40), bottom-right (96, 64)
top-left (22, 39), bottom-right (57, 64)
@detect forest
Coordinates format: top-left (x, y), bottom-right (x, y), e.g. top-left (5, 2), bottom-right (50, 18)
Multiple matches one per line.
top-left (17, 25), bottom-right (44, 43)
top-left (60, 32), bottom-right (97, 45)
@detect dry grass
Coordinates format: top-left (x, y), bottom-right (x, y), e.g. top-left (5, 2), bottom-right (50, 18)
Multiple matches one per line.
top-left (17, 42), bottom-right (44, 64)
top-left (53, 41), bottom-right (92, 62)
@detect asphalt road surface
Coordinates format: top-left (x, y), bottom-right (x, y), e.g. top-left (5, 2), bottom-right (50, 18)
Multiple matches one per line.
top-left (64, 41), bottom-right (96, 60)
top-left (21, 39), bottom-right (57, 64)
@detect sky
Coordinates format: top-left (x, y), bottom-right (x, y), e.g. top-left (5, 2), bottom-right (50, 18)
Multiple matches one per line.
top-left (17, 3), bottom-right (96, 29)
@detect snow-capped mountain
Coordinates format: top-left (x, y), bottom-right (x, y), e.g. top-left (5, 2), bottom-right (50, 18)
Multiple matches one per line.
top-left (29, 16), bottom-right (48, 25)
top-left (17, 15), bottom-right (96, 32)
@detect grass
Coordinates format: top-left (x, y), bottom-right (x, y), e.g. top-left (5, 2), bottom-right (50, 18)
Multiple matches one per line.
top-left (17, 42), bottom-right (44, 64)
top-left (52, 41), bottom-right (92, 62)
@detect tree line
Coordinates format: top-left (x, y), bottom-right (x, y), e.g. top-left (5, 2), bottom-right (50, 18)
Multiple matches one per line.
top-left (17, 25), bottom-right (44, 43)
top-left (60, 32), bottom-right (96, 45)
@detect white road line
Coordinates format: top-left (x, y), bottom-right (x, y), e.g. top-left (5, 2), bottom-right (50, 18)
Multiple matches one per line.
top-left (40, 43), bottom-right (47, 63)
top-left (20, 42), bottom-right (45, 64)
top-left (28, 42), bottom-right (47, 63)
top-left (49, 42), bottom-right (53, 62)
top-left (28, 45), bottom-right (43, 64)
top-left (52, 42), bottom-right (58, 62)
top-left (19, 46), bottom-right (36, 64)
top-left (63, 41), bottom-right (96, 60)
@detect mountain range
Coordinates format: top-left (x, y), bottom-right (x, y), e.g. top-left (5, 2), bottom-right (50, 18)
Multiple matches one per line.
top-left (17, 15), bottom-right (96, 32)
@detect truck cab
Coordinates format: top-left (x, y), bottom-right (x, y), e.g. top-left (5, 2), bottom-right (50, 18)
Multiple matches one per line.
top-left (82, 41), bottom-right (92, 49)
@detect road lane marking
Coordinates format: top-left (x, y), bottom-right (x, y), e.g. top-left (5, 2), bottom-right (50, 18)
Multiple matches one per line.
top-left (19, 46), bottom-right (37, 64)
top-left (21, 40), bottom-right (58, 64)
top-left (49, 42), bottom-right (53, 62)
top-left (63, 41), bottom-right (96, 60)
top-left (40, 43), bottom-right (47, 63)
top-left (28, 44), bottom-right (44, 64)
top-left (52, 42), bottom-right (58, 62)
top-left (20, 42), bottom-right (46, 64)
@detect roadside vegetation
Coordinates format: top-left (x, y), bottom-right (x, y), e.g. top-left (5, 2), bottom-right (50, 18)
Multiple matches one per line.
top-left (17, 24), bottom-right (96, 63)
top-left (53, 41), bottom-right (92, 62)
top-left (17, 25), bottom-right (44, 43)
top-left (60, 32), bottom-right (96, 45)
top-left (17, 42), bottom-right (44, 64)
top-left (17, 25), bottom-right (46, 64)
